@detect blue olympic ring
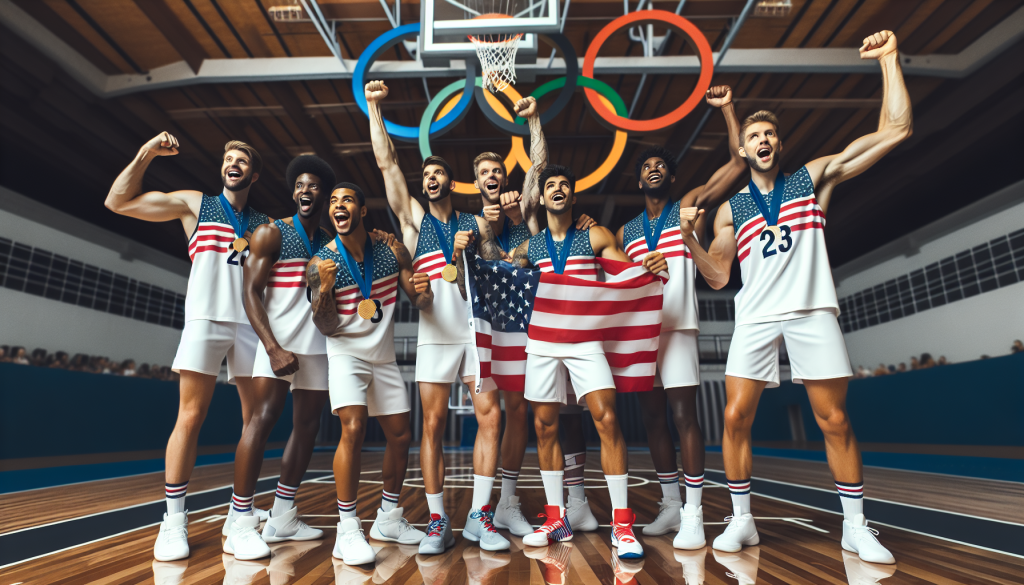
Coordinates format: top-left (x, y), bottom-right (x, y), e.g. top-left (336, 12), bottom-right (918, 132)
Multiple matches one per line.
top-left (352, 23), bottom-right (476, 143)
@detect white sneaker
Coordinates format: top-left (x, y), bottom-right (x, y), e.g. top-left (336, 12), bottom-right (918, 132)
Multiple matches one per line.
top-left (842, 514), bottom-right (895, 565)
top-left (254, 506), bottom-right (271, 522)
top-left (222, 506), bottom-right (253, 537)
top-left (565, 496), bottom-right (599, 532)
top-left (713, 546), bottom-right (760, 585)
top-left (610, 508), bottom-right (644, 559)
top-left (673, 548), bottom-right (707, 585)
top-left (842, 549), bottom-right (897, 584)
top-left (262, 505), bottom-right (323, 542)
top-left (223, 514), bottom-right (271, 560)
top-left (418, 513), bottom-right (455, 555)
top-left (494, 495), bottom-right (534, 536)
top-left (642, 497), bottom-right (681, 536)
top-left (333, 517), bottom-right (377, 565)
top-left (151, 559), bottom-right (188, 585)
top-left (154, 511), bottom-right (189, 561)
top-left (463, 506), bottom-right (511, 551)
top-left (711, 513), bottom-right (759, 552)
top-left (673, 504), bottom-right (706, 550)
top-left (369, 507), bottom-right (426, 544)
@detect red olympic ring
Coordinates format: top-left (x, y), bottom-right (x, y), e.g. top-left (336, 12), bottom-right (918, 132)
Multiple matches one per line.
top-left (582, 10), bottom-right (714, 133)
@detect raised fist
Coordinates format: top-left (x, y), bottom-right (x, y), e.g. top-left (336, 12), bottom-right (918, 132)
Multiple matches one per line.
top-left (411, 272), bottom-right (431, 294)
top-left (500, 191), bottom-right (524, 223)
top-left (143, 132), bottom-right (179, 157)
top-left (513, 96), bottom-right (538, 118)
top-left (482, 204), bottom-right (502, 223)
top-left (317, 259), bottom-right (338, 292)
top-left (679, 207), bottom-right (705, 239)
top-left (860, 30), bottom-right (897, 60)
top-left (365, 80), bottom-right (389, 102)
top-left (705, 85), bottom-right (732, 108)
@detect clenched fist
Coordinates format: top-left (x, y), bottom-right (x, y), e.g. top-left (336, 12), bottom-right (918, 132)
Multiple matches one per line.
top-left (317, 259), bottom-right (338, 293)
top-left (642, 251), bottom-right (668, 275)
top-left (500, 191), bottom-right (524, 224)
top-left (860, 30), bottom-right (897, 60)
top-left (453, 230), bottom-right (475, 257)
top-left (513, 96), bottom-right (538, 118)
top-left (268, 347), bottom-right (300, 377)
top-left (705, 85), bottom-right (732, 108)
top-left (143, 132), bottom-right (179, 157)
top-left (482, 204), bottom-right (502, 222)
top-left (679, 207), bottom-right (705, 239)
top-left (365, 80), bottom-right (389, 102)
top-left (411, 272), bottom-right (431, 294)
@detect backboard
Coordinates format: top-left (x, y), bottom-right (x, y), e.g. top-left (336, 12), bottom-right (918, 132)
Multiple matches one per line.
top-left (419, 0), bottom-right (561, 67)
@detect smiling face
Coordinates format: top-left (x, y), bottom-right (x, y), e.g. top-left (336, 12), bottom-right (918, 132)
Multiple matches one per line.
top-left (739, 121), bottom-right (782, 173)
top-left (474, 158), bottom-right (506, 204)
top-left (221, 149), bottom-right (258, 192)
top-left (292, 173), bottom-right (327, 219)
top-left (541, 175), bottom-right (575, 216)
top-left (422, 164), bottom-right (453, 202)
top-left (329, 188), bottom-right (366, 235)
top-left (638, 156), bottom-right (675, 195)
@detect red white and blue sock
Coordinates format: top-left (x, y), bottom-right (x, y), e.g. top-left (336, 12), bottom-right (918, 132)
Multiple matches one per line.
top-left (231, 492), bottom-right (254, 515)
top-left (727, 478), bottom-right (751, 515)
top-left (683, 472), bottom-right (704, 507)
top-left (165, 481), bottom-right (187, 516)
top-left (657, 470), bottom-right (682, 502)
top-left (337, 498), bottom-right (357, 521)
top-left (835, 480), bottom-right (864, 521)
top-left (272, 482), bottom-right (298, 517)
top-left (500, 468), bottom-right (520, 501)
top-left (381, 489), bottom-right (400, 513)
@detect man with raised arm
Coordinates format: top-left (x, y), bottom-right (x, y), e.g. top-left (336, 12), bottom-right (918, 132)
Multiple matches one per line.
top-left (307, 183), bottom-right (432, 565)
top-left (105, 135), bottom-right (270, 562)
top-left (615, 85), bottom-right (746, 549)
top-left (684, 31), bottom-right (911, 563)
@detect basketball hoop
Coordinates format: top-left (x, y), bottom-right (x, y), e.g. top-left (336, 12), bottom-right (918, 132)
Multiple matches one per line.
top-left (468, 14), bottom-right (523, 93)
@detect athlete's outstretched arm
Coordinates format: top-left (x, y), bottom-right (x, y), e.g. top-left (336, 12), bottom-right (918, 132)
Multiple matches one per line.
top-left (691, 85), bottom-right (747, 210)
top-left (390, 238), bottom-right (434, 310)
top-left (684, 205), bottom-right (736, 290)
top-left (514, 97), bottom-right (546, 234)
top-left (307, 257), bottom-right (340, 336)
top-left (243, 224), bottom-right (299, 376)
top-left (366, 81), bottom-right (424, 241)
top-left (106, 132), bottom-right (201, 223)
top-left (806, 31), bottom-right (913, 213)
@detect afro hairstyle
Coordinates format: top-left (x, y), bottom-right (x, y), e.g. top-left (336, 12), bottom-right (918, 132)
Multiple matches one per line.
top-left (285, 155), bottom-right (336, 194)
top-left (634, 147), bottom-right (677, 181)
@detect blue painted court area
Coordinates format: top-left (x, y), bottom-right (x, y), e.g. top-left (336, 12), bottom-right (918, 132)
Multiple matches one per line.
top-left (706, 445), bottom-right (1024, 483)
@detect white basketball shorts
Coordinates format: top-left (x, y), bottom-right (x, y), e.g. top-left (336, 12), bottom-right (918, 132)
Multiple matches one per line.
top-left (172, 319), bottom-right (259, 384)
top-left (415, 342), bottom-right (477, 385)
top-left (524, 352), bottom-right (615, 404)
top-left (654, 330), bottom-right (701, 389)
top-left (329, 354), bottom-right (411, 417)
top-left (252, 340), bottom-right (328, 391)
top-left (725, 312), bottom-right (853, 388)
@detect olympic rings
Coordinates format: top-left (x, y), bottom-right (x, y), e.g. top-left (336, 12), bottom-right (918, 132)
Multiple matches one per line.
top-left (583, 10), bottom-right (713, 133)
top-left (353, 23), bottom-right (476, 143)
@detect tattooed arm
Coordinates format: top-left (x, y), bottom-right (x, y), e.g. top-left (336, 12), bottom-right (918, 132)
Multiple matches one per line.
top-left (510, 240), bottom-right (533, 269)
top-left (307, 256), bottom-right (340, 336)
top-left (474, 216), bottom-right (510, 261)
top-left (389, 238), bottom-right (434, 310)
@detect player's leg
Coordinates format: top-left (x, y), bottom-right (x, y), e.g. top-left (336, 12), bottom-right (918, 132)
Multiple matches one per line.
top-left (332, 404), bottom-right (376, 564)
top-left (636, 387), bottom-right (683, 536)
top-left (712, 375), bottom-right (766, 553)
top-left (225, 324), bottom-right (271, 521)
top-left (417, 381), bottom-right (453, 553)
top-left (165, 370), bottom-right (219, 493)
top-left (493, 390), bottom-right (533, 535)
top-left (558, 408), bottom-right (598, 532)
top-left (465, 388), bottom-right (510, 550)
top-left (667, 385), bottom-right (707, 549)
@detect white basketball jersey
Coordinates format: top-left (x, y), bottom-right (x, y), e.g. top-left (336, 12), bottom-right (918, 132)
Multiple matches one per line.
top-left (185, 195), bottom-right (269, 323)
top-left (263, 219), bottom-right (329, 355)
top-left (622, 199), bottom-right (699, 332)
top-left (729, 166), bottom-right (839, 326)
top-left (412, 211), bottom-right (479, 346)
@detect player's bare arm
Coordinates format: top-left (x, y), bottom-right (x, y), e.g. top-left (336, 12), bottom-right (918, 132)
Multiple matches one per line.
top-left (510, 240), bottom-right (532, 269)
top-left (242, 224), bottom-right (299, 376)
top-left (106, 132), bottom-right (202, 234)
top-left (366, 80), bottom-right (425, 247)
top-left (804, 31), bottom-right (913, 213)
top-left (473, 216), bottom-right (511, 262)
top-left (687, 204), bottom-right (736, 290)
top-left (390, 237), bottom-right (434, 310)
top-left (691, 85), bottom-right (747, 210)
top-left (514, 96), bottom-right (547, 234)
top-left (307, 256), bottom-right (340, 336)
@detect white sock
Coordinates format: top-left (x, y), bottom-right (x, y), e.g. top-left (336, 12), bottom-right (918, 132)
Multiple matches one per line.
top-left (165, 481), bottom-right (187, 516)
top-left (605, 474), bottom-right (628, 510)
top-left (337, 498), bottom-right (357, 520)
top-left (381, 489), bottom-right (400, 512)
top-left (231, 493), bottom-right (254, 516)
top-left (684, 473), bottom-right (704, 507)
top-left (836, 481), bottom-right (864, 521)
top-left (426, 492), bottom-right (445, 517)
top-left (500, 468), bottom-right (519, 501)
top-left (272, 482), bottom-right (298, 517)
top-left (564, 451), bottom-right (586, 501)
top-left (657, 471), bottom-right (682, 502)
top-left (472, 475), bottom-right (494, 510)
top-left (540, 470), bottom-right (565, 509)
top-left (728, 478), bottom-right (751, 515)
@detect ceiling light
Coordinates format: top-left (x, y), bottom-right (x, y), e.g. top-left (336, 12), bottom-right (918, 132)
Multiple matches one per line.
top-left (755, 0), bottom-right (792, 17)
top-left (268, 5), bottom-right (309, 22)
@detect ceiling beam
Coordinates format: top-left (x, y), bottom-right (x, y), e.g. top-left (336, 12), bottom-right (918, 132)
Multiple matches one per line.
top-left (133, 0), bottom-right (209, 73)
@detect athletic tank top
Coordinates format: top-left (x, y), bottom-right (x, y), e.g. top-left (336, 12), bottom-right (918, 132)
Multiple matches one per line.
top-left (185, 194), bottom-right (270, 323)
top-left (318, 240), bottom-right (400, 363)
top-left (622, 199), bottom-right (699, 332)
top-left (263, 219), bottom-right (329, 355)
top-left (729, 166), bottom-right (838, 326)
top-left (412, 211), bottom-right (479, 346)
top-left (487, 214), bottom-right (532, 254)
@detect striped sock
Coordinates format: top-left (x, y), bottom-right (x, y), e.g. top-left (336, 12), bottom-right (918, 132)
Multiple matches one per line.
top-left (165, 481), bottom-right (187, 516)
top-left (564, 451), bottom-right (586, 500)
top-left (500, 468), bottom-right (519, 501)
top-left (381, 489), bottom-right (400, 512)
top-left (835, 481), bottom-right (864, 521)
top-left (231, 492), bottom-right (254, 515)
top-left (337, 498), bottom-right (357, 520)
top-left (683, 473), bottom-right (704, 507)
top-left (272, 482), bottom-right (298, 517)
top-left (727, 478), bottom-right (751, 515)
top-left (657, 471), bottom-right (682, 502)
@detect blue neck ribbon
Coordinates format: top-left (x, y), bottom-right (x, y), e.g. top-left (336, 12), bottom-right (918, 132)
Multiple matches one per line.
top-left (544, 225), bottom-right (577, 275)
top-left (335, 235), bottom-right (375, 301)
top-left (642, 200), bottom-right (674, 252)
top-left (426, 211), bottom-right (459, 264)
top-left (291, 214), bottom-right (322, 258)
top-left (217, 193), bottom-right (250, 239)
top-left (747, 172), bottom-right (787, 228)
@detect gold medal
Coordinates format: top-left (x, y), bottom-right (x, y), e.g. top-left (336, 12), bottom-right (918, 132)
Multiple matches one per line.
top-left (357, 299), bottom-right (377, 320)
top-left (232, 237), bottom-right (249, 253)
top-left (441, 263), bottom-right (458, 282)
top-left (763, 225), bottom-right (781, 239)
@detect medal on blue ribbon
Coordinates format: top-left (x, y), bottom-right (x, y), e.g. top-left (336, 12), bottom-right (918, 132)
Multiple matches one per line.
top-left (544, 225), bottom-right (577, 275)
top-left (292, 213), bottom-right (323, 258)
top-left (642, 201), bottom-right (674, 252)
top-left (335, 235), bottom-right (377, 320)
top-left (427, 212), bottom-right (460, 283)
top-left (218, 193), bottom-right (251, 252)
top-left (481, 210), bottom-right (512, 253)
top-left (747, 172), bottom-right (787, 238)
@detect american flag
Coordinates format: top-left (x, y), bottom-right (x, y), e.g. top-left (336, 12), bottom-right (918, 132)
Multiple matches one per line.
top-left (469, 256), bottom-right (666, 394)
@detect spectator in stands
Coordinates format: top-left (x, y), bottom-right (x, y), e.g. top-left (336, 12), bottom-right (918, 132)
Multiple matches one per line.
top-left (69, 354), bottom-right (88, 371)
top-left (136, 363), bottom-right (151, 378)
top-left (897, 363), bottom-right (907, 373)
top-left (872, 363), bottom-right (889, 377)
top-left (855, 365), bottom-right (872, 378)
top-left (910, 356), bottom-right (920, 370)
top-left (888, 365), bottom-right (896, 373)
top-left (980, 354), bottom-right (991, 360)
top-left (1012, 340), bottom-right (1023, 354)
top-left (50, 352), bottom-right (70, 369)
top-left (11, 347), bottom-right (30, 366)
top-left (938, 356), bottom-right (948, 366)
top-left (0, 346), bottom-right (7, 363)
top-left (30, 348), bottom-right (47, 367)
top-left (121, 360), bottom-right (136, 377)
top-left (919, 353), bottom-right (937, 369)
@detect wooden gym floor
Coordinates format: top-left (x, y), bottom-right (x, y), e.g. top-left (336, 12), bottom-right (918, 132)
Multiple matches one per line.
top-left (1, 450), bottom-right (1021, 584)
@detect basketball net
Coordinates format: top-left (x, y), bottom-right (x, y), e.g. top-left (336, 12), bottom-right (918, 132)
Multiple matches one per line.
top-left (468, 15), bottom-right (523, 93)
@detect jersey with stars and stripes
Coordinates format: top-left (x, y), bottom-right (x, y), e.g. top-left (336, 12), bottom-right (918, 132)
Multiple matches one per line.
top-left (527, 227), bottom-right (598, 281)
top-left (495, 218), bottom-right (532, 254)
top-left (623, 199), bottom-right (699, 332)
top-left (412, 211), bottom-right (479, 346)
top-left (263, 219), bottom-right (330, 355)
top-left (729, 166), bottom-right (838, 326)
top-left (317, 240), bottom-right (400, 363)
top-left (185, 194), bottom-right (269, 323)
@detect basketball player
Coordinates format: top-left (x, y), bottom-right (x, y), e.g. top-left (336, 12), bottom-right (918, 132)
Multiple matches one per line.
top-left (365, 80), bottom-right (511, 555)
top-left (106, 134), bottom-right (270, 561)
top-left (308, 183), bottom-right (432, 564)
top-left (617, 85), bottom-right (746, 548)
top-left (510, 164), bottom-right (668, 560)
top-left (222, 155), bottom-right (337, 560)
top-left (685, 31), bottom-right (911, 563)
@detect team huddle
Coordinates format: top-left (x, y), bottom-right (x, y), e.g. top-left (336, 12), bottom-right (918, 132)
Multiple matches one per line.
top-left (105, 31), bottom-right (910, 569)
